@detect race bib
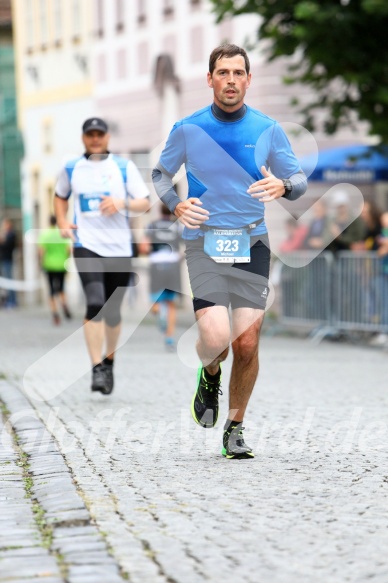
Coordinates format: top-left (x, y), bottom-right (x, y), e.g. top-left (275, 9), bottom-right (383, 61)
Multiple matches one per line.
top-left (204, 228), bottom-right (251, 263)
top-left (79, 192), bottom-right (109, 216)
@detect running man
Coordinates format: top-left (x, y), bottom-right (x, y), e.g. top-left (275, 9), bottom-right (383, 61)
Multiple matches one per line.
top-left (152, 44), bottom-right (307, 458)
top-left (55, 117), bottom-right (150, 394)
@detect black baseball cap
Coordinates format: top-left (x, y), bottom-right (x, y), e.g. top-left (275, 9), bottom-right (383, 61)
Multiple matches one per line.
top-left (82, 117), bottom-right (109, 134)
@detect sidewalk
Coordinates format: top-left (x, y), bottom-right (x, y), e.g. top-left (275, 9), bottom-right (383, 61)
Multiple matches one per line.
top-left (1, 305), bottom-right (388, 582)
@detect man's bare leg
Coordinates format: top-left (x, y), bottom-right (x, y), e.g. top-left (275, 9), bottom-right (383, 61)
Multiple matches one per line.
top-left (191, 305), bottom-right (231, 428)
top-left (195, 305), bottom-right (231, 373)
top-left (84, 319), bottom-right (105, 365)
top-left (105, 322), bottom-right (121, 360)
top-left (165, 300), bottom-right (176, 340)
top-left (228, 307), bottom-right (265, 422)
top-left (219, 308), bottom-right (265, 458)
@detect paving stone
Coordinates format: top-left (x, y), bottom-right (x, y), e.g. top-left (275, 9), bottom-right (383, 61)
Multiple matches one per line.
top-left (66, 564), bottom-right (123, 583)
top-left (52, 541), bottom-right (107, 554)
top-left (0, 556), bottom-right (61, 578)
top-left (0, 546), bottom-right (49, 558)
top-left (46, 509), bottom-right (91, 523)
top-left (1, 578), bottom-right (64, 583)
top-left (39, 498), bottom-right (85, 512)
top-left (53, 526), bottom-right (98, 539)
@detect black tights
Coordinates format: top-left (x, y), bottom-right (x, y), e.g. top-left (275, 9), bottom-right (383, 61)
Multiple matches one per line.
top-left (73, 247), bottom-right (135, 326)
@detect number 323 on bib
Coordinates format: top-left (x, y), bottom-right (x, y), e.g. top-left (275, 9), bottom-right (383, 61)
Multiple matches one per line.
top-left (204, 228), bottom-right (251, 263)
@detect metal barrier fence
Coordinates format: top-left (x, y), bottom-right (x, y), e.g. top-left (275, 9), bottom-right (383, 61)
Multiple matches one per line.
top-left (278, 251), bottom-right (388, 341)
top-left (335, 251), bottom-right (388, 332)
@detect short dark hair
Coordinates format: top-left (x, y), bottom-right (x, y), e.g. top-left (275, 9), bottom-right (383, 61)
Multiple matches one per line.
top-left (209, 44), bottom-right (250, 75)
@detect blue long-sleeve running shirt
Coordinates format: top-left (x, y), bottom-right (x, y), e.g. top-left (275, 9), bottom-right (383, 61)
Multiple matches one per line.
top-left (153, 104), bottom-right (307, 240)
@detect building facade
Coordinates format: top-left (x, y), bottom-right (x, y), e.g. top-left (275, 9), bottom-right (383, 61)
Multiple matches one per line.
top-left (12, 0), bottom-right (94, 294)
top-left (0, 0), bottom-right (23, 225)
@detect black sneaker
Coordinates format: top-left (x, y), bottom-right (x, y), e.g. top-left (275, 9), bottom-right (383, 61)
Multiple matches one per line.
top-left (222, 424), bottom-right (254, 459)
top-left (102, 364), bottom-right (114, 394)
top-left (191, 365), bottom-right (222, 428)
top-left (91, 364), bottom-right (113, 395)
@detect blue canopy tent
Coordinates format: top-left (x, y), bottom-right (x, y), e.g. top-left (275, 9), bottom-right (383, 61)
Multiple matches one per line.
top-left (301, 144), bottom-right (388, 183)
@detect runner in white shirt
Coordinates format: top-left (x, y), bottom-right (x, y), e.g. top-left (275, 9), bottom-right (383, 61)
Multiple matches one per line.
top-left (55, 117), bottom-right (150, 394)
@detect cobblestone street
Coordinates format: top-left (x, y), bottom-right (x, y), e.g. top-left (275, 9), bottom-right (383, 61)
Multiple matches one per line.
top-left (1, 305), bottom-right (388, 583)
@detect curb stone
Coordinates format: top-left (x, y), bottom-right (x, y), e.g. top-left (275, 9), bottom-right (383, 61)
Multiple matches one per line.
top-left (0, 380), bottom-right (126, 583)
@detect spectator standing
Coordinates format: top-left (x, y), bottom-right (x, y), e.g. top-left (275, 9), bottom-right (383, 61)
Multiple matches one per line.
top-left (370, 211), bottom-right (388, 346)
top-left (353, 199), bottom-right (382, 251)
top-left (328, 191), bottom-right (366, 253)
top-left (278, 219), bottom-right (309, 320)
top-left (279, 218), bottom-right (308, 254)
top-left (0, 218), bottom-right (17, 308)
top-left (303, 200), bottom-right (333, 251)
top-left (353, 201), bottom-right (383, 324)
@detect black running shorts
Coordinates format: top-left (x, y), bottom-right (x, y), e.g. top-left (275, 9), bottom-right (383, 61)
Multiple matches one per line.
top-left (46, 271), bottom-right (66, 297)
top-left (185, 234), bottom-right (270, 312)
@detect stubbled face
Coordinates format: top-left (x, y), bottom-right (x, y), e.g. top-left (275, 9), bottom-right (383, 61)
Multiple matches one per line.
top-left (207, 55), bottom-right (251, 112)
top-left (82, 130), bottom-right (110, 155)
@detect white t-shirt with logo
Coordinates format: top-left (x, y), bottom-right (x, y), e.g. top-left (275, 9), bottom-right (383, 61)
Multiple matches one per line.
top-left (55, 154), bottom-right (149, 257)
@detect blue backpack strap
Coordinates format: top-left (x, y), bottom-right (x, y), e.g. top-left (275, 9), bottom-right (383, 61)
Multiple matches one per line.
top-left (112, 155), bottom-right (127, 187)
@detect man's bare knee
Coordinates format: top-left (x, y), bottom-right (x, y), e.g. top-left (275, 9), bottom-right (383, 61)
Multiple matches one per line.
top-left (198, 333), bottom-right (230, 360)
top-left (232, 334), bottom-right (259, 363)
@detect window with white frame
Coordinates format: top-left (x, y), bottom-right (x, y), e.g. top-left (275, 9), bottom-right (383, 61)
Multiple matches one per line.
top-left (72, 0), bottom-right (82, 41)
top-left (96, 0), bottom-right (104, 37)
top-left (42, 118), bottom-right (53, 154)
top-left (47, 183), bottom-right (54, 214)
top-left (190, 26), bottom-right (203, 63)
top-left (97, 54), bottom-right (107, 83)
top-left (163, 0), bottom-right (174, 18)
top-left (137, 0), bottom-right (146, 24)
top-left (116, 0), bottom-right (125, 31)
top-left (25, 0), bottom-right (34, 51)
top-left (40, 0), bottom-right (49, 48)
top-left (53, 0), bottom-right (62, 45)
top-left (116, 49), bottom-right (127, 79)
top-left (137, 41), bottom-right (149, 75)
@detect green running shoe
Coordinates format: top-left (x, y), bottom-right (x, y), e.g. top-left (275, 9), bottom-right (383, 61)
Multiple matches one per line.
top-left (191, 366), bottom-right (222, 428)
top-left (222, 424), bottom-right (254, 459)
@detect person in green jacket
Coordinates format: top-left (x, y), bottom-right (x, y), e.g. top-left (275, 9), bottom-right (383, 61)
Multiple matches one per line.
top-left (38, 215), bottom-right (72, 325)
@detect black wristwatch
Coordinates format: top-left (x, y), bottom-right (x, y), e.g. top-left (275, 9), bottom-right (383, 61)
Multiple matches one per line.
top-left (282, 179), bottom-right (293, 196)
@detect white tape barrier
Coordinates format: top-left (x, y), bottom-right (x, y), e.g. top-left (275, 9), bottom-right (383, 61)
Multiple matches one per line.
top-left (0, 276), bottom-right (40, 292)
